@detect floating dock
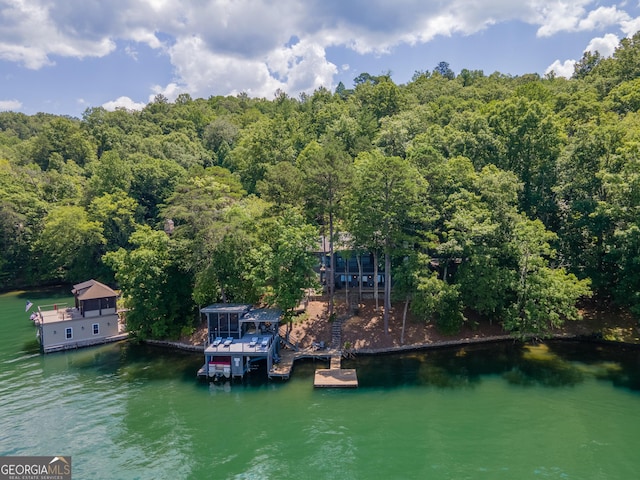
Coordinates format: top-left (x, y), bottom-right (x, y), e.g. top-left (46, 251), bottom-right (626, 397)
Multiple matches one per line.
top-left (314, 353), bottom-right (358, 388)
top-left (314, 367), bottom-right (358, 388)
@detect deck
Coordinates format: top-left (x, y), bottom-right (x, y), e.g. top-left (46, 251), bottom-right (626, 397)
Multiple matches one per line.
top-left (314, 352), bottom-right (358, 388)
top-left (314, 367), bottom-right (358, 388)
top-left (43, 333), bottom-right (129, 353)
top-left (267, 348), bottom-right (358, 388)
top-left (268, 348), bottom-right (332, 379)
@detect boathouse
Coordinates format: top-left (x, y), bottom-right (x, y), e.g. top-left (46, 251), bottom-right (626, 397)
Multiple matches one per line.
top-left (37, 280), bottom-right (126, 353)
top-left (197, 304), bottom-right (281, 380)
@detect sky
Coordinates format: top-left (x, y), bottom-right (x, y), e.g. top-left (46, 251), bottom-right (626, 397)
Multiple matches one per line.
top-left (1, 0), bottom-right (640, 118)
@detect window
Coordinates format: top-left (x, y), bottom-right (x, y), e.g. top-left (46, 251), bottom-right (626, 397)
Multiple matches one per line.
top-left (92, 323), bottom-right (99, 335)
top-left (65, 327), bottom-right (72, 339)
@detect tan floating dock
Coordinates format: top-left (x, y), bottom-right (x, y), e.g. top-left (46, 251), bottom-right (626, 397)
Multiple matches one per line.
top-left (314, 353), bottom-right (358, 388)
top-left (314, 367), bottom-right (358, 388)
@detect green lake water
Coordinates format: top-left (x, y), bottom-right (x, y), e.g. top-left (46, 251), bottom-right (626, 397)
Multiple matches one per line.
top-left (1, 289), bottom-right (640, 479)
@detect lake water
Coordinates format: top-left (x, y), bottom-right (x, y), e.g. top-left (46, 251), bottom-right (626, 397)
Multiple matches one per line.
top-left (1, 288), bottom-right (640, 479)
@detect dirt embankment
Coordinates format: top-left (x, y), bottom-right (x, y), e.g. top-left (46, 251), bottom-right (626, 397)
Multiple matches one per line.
top-left (182, 296), bottom-right (640, 352)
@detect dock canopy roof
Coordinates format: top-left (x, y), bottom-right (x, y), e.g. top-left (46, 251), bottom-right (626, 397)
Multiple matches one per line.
top-left (240, 308), bottom-right (281, 324)
top-left (72, 279), bottom-right (117, 300)
top-left (200, 304), bottom-right (251, 315)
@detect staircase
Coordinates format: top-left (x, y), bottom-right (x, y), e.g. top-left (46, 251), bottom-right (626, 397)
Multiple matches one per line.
top-left (331, 315), bottom-right (347, 349)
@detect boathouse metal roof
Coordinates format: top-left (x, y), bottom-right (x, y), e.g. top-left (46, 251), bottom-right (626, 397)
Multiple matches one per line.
top-left (240, 308), bottom-right (281, 324)
top-left (200, 304), bottom-right (252, 314)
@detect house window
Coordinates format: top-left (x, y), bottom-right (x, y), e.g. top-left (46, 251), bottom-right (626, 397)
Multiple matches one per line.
top-left (92, 323), bottom-right (99, 335)
top-left (65, 327), bottom-right (73, 339)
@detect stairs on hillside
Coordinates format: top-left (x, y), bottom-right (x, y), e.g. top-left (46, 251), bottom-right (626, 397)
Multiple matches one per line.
top-left (331, 315), bottom-right (346, 349)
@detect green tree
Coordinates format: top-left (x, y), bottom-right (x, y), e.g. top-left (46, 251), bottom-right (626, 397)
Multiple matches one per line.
top-left (31, 117), bottom-right (96, 169)
top-left (104, 226), bottom-right (194, 339)
top-left (300, 140), bottom-right (353, 319)
top-left (256, 162), bottom-right (304, 209)
top-left (86, 150), bottom-right (133, 197)
top-left (503, 219), bottom-right (591, 338)
top-left (346, 150), bottom-right (426, 334)
top-left (412, 271), bottom-right (465, 334)
top-left (129, 154), bottom-right (186, 221)
top-left (33, 206), bottom-right (106, 282)
top-left (255, 210), bottom-right (319, 322)
top-left (88, 193), bottom-right (140, 252)
top-left (0, 159), bottom-right (46, 287)
top-left (487, 96), bottom-right (563, 226)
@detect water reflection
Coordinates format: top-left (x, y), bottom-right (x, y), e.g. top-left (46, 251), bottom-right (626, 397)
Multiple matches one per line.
top-left (503, 344), bottom-right (585, 387)
top-left (350, 340), bottom-right (640, 392)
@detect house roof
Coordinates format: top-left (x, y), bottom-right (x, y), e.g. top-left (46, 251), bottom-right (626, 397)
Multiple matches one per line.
top-left (72, 279), bottom-right (117, 300)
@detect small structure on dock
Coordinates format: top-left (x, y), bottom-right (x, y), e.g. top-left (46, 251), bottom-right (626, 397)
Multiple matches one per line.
top-left (36, 280), bottom-right (127, 353)
top-left (197, 304), bottom-right (281, 380)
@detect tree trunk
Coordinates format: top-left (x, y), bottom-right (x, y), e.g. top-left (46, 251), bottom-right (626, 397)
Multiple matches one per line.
top-left (401, 295), bottom-right (409, 345)
top-left (344, 254), bottom-right (349, 306)
top-left (383, 249), bottom-right (391, 335)
top-left (356, 253), bottom-right (363, 303)
top-left (373, 250), bottom-right (379, 311)
top-left (328, 211), bottom-right (335, 320)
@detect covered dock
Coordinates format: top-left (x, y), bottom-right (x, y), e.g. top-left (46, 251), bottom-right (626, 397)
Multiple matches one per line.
top-left (197, 305), bottom-right (281, 380)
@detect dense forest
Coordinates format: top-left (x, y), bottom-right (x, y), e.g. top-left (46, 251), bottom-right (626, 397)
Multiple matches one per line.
top-left (3, 32), bottom-right (640, 340)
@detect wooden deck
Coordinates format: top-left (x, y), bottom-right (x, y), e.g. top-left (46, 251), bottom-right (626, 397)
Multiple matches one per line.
top-left (268, 349), bottom-right (332, 378)
top-left (314, 367), bottom-right (358, 388)
top-left (268, 349), bottom-right (298, 379)
top-left (43, 333), bottom-right (129, 353)
top-left (314, 353), bottom-right (358, 388)
top-left (268, 348), bottom-right (357, 387)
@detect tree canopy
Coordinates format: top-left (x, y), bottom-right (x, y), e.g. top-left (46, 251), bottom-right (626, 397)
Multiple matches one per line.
top-left (5, 32), bottom-right (640, 339)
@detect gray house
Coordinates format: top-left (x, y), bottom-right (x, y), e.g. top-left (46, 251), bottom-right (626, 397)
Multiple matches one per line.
top-left (197, 304), bottom-right (281, 380)
top-left (37, 280), bottom-right (126, 353)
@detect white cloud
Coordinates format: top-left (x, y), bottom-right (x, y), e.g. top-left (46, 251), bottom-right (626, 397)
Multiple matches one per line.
top-left (534, 2), bottom-right (630, 37)
top-left (0, 99), bottom-right (22, 111)
top-left (102, 96), bottom-right (147, 111)
top-left (124, 45), bottom-right (138, 61)
top-left (577, 6), bottom-right (630, 31)
top-left (0, 0), bottom-right (116, 69)
top-left (620, 15), bottom-right (640, 36)
top-left (165, 35), bottom-right (285, 98)
top-left (0, 0), bottom-right (638, 102)
top-left (586, 33), bottom-right (620, 56)
top-left (545, 59), bottom-right (577, 78)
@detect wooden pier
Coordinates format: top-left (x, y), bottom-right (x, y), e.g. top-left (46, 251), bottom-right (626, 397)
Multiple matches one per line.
top-left (268, 349), bottom-right (298, 379)
top-left (268, 349), bottom-right (358, 388)
top-left (314, 353), bottom-right (358, 388)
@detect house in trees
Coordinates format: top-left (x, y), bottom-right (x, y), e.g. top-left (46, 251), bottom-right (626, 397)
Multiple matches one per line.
top-left (315, 235), bottom-right (385, 292)
top-left (36, 279), bottom-right (126, 353)
top-left (197, 304), bottom-right (281, 380)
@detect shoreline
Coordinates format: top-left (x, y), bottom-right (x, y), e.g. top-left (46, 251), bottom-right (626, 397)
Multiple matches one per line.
top-left (142, 331), bottom-right (640, 356)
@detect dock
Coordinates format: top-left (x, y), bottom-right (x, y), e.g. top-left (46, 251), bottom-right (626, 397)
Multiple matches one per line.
top-left (268, 349), bottom-right (358, 388)
top-left (314, 366), bottom-right (358, 388)
top-left (313, 353), bottom-right (358, 388)
top-left (268, 349), bottom-right (298, 379)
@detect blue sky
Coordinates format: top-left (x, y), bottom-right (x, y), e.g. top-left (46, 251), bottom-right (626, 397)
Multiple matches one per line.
top-left (1, 0), bottom-right (639, 118)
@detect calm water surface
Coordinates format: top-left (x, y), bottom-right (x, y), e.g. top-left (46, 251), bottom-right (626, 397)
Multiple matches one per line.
top-left (1, 289), bottom-right (640, 479)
